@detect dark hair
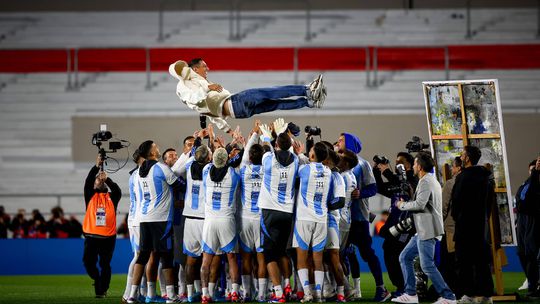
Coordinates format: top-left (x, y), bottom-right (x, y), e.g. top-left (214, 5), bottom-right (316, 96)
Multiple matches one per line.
top-left (188, 58), bottom-right (203, 68)
top-left (249, 144), bottom-right (264, 165)
top-left (464, 145), bottom-right (481, 166)
top-left (415, 152), bottom-right (435, 173)
top-left (397, 152), bottom-right (414, 167)
top-left (320, 141), bottom-right (334, 151)
top-left (162, 148), bottom-right (176, 161)
top-left (132, 149), bottom-right (141, 163)
top-left (530, 159), bottom-right (537, 167)
top-left (313, 142), bottom-right (329, 163)
top-left (328, 150), bottom-right (341, 167)
top-left (183, 136), bottom-right (195, 146)
top-left (341, 149), bottom-right (359, 169)
top-left (263, 145), bottom-right (271, 154)
top-left (138, 140), bottom-right (154, 159)
top-left (453, 156), bottom-right (463, 169)
top-left (276, 133), bottom-right (292, 151)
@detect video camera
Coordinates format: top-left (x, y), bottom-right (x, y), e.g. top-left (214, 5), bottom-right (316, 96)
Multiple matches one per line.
top-left (91, 124), bottom-right (129, 171)
top-left (373, 155), bottom-right (390, 165)
top-left (406, 136), bottom-right (429, 153)
top-left (305, 125), bottom-right (322, 137)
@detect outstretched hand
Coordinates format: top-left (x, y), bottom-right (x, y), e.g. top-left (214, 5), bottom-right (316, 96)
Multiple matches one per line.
top-left (260, 124), bottom-right (273, 142)
top-left (293, 140), bottom-right (305, 155)
top-left (208, 84), bottom-right (223, 92)
top-left (273, 118), bottom-right (288, 135)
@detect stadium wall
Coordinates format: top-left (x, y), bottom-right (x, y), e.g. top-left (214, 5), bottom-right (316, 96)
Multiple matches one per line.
top-left (0, 237), bottom-right (523, 275)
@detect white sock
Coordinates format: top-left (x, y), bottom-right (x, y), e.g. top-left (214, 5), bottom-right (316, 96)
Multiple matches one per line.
top-left (123, 274), bottom-right (133, 299)
top-left (129, 285), bottom-right (139, 299)
top-left (353, 277), bottom-right (360, 293)
top-left (274, 285), bottom-right (283, 298)
top-left (178, 265), bottom-right (186, 295)
top-left (194, 280), bottom-right (202, 293)
top-left (337, 286), bottom-right (345, 297)
top-left (343, 275), bottom-right (351, 292)
top-left (187, 284), bottom-right (194, 298)
top-left (140, 275), bottom-right (147, 296)
top-left (323, 271), bottom-right (331, 291)
top-left (147, 282), bottom-right (156, 298)
top-left (232, 283), bottom-right (240, 293)
top-left (202, 287), bottom-right (209, 297)
top-left (284, 278), bottom-right (290, 288)
top-left (158, 266), bottom-right (167, 296)
top-left (258, 278), bottom-right (267, 299)
top-left (297, 268), bottom-right (310, 295)
top-left (166, 285), bottom-right (176, 298)
top-left (314, 271), bottom-right (324, 299)
top-left (242, 275), bottom-right (252, 297)
top-left (208, 282), bottom-right (216, 298)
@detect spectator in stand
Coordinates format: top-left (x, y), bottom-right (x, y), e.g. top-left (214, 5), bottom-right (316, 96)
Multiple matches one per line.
top-left (0, 205), bottom-right (11, 238)
top-left (68, 215), bottom-right (83, 238)
top-left (47, 206), bottom-right (70, 238)
top-left (10, 209), bottom-right (28, 238)
top-left (27, 209), bottom-right (48, 239)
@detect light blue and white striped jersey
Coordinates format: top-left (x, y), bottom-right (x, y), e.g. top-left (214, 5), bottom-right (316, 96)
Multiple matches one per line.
top-left (183, 157), bottom-right (205, 219)
top-left (128, 167), bottom-right (143, 227)
top-left (295, 162), bottom-right (334, 223)
top-left (202, 164), bottom-right (240, 218)
top-left (350, 156), bottom-right (376, 222)
top-left (139, 162), bottom-right (179, 223)
top-left (258, 151), bottom-right (299, 214)
top-left (328, 170), bottom-right (346, 230)
top-left (339, 169), bottom-right (357, 230)
top-left (239, 164), bottom-right (263, 219)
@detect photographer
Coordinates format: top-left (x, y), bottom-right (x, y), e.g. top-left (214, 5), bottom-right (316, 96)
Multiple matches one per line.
top-left (392, 153), bottom-right (456, 304)
top-left (373, 152), bottom-right (417, 297)
top-left (83, 154), bottom-right (122, 298)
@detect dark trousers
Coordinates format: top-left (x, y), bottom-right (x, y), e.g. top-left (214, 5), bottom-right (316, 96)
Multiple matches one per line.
top-left (517, 250), bottom-right (540, 292)
top-left (439, 235), bottom-right (459, 297)
top-left (383, 239), bottom-right (406, 292)
top-left (348, 220), bottom-right (384, 286)
top-left (83, 236), bottom-right (116, 295)
top-left (455, 238), bottom-right (494, 297)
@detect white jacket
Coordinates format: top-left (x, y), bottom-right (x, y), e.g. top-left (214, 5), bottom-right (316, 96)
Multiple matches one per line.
top-left (169, 60), bottom-right (232, 132)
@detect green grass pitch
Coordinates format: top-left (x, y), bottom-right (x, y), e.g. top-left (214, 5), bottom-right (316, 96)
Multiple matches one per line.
top-left (0, 272), bottom-right (529, 303)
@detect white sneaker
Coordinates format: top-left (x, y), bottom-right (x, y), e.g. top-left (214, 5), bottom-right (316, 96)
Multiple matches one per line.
top-left (518, 279), bottom-right (528, 291)
top-left (301, 293), bottom-right (314, 303)
top-left (323, 287), bottom-right (336, 299)
top-left (308, 74), bottom-right (324, 107)
top-left (456, 295), bottom-right (475, 303)
top-left (433, 297), bottom-right (457, 304)
top-left (345, 289), bottom-right (359, 300)
top-left (391, 293), bottom-right (419, 304)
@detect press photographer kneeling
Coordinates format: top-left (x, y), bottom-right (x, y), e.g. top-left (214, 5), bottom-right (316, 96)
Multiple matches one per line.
top-left (373, 152), bottom-right (417, 297)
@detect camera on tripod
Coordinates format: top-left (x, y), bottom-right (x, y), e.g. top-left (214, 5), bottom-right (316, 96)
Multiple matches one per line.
top-left (305, 125), bottom-right (321, 137)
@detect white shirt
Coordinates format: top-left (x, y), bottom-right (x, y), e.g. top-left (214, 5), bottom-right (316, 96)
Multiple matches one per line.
top-left (258, 151), bottom-right (299, 214)
top-left (339, 169), bottom-right (357, 230)
top-left (295, 162), bottom-right (334, 223)
top-left (128, 167), bottom-right (142, 227)
top-left (139, 162), bottom-right (179, 223)
top-left (328, 170), bottom-right (346, 230)
top-left (183, 157), bottom-right (206, 219)
top-left (203, 164), bottom-right (240, 219)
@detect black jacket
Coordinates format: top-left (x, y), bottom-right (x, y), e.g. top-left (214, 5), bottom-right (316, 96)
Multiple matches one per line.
top-left (451, 165), bottom-right (494, 244)
top-left (516, 169), bottom-right (540, 255)
top-left (84, 165), bottom-right (122, 211)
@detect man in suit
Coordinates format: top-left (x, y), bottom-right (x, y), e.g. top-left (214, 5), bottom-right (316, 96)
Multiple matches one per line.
top-left (391, 152), bottom-right (456, 304)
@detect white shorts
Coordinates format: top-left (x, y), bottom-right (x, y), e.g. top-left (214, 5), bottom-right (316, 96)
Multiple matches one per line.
top-left (325, 225), bottom-right (340, 250)
top-left (129, 226), bottom-right (140, 253)
top-left (202, 217), bottom-right (237, 255)
top-left (293, 220), bottom-right (327, 252)
top-left (238, 217), bottom-right (262, 253)
top-left (183, 217), bottom-right (205, 257)
top-left (339, 229), bottom-right (350, 251)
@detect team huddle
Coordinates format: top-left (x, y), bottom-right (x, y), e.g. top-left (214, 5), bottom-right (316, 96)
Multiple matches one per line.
top-left (123, 119), bottom-right (383, 304)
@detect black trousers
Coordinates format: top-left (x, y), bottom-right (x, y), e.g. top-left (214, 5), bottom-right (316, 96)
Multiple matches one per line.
top-left (347, 220), bottom-right (384, 286)
top-left (83, 236), bottom-right (116, 295)
top-left (439, 235), bottom-right (459, 297)
top-left (455, 238), bottom-right (494, 297)
top-left (383, 239), bottom-right (406, 292)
